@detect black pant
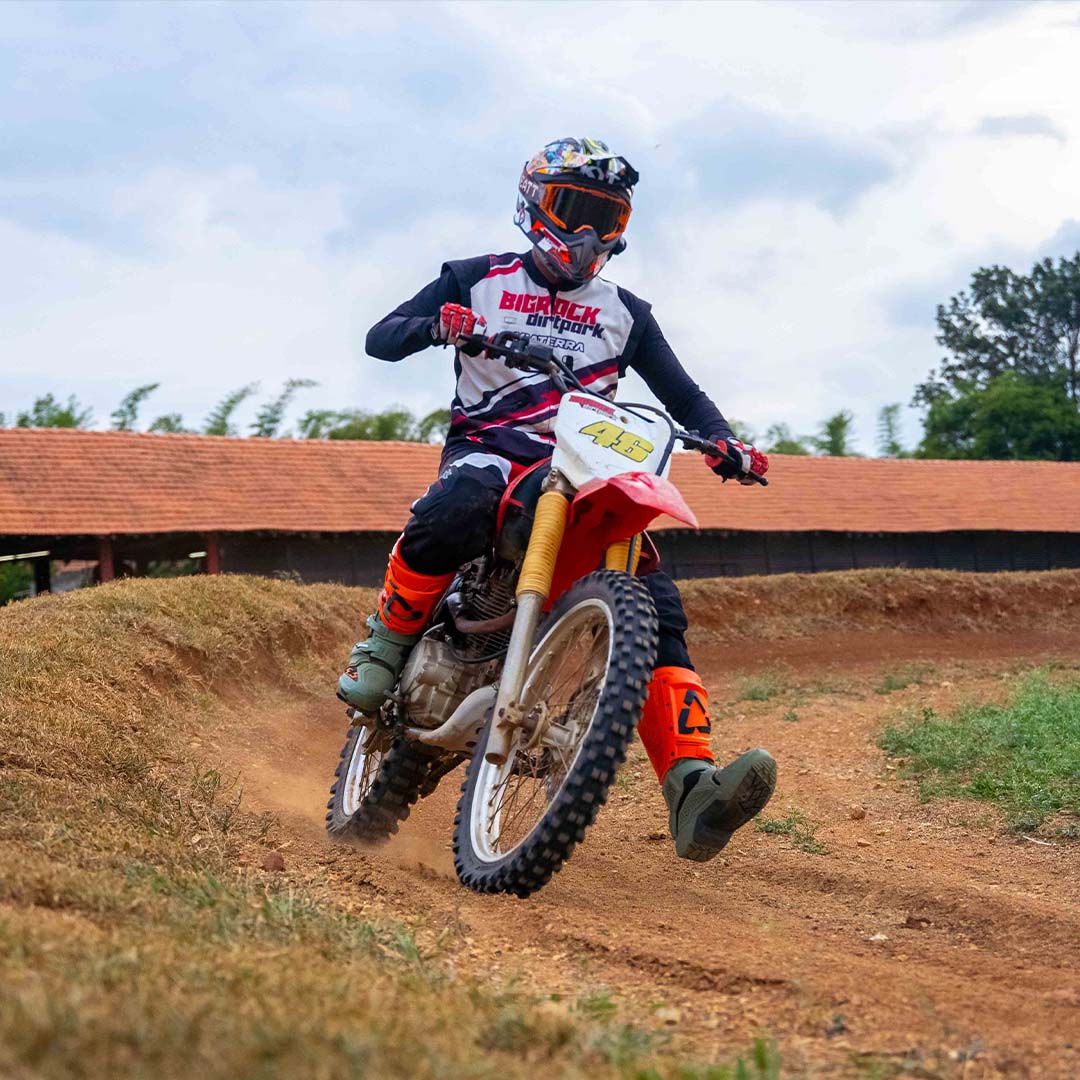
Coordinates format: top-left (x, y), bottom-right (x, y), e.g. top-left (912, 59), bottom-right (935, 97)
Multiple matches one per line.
top-left (399, 457), bottom-right (695, 671)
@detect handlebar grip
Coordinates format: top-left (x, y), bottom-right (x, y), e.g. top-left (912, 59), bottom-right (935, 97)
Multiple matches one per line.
top-left (454, 333), bottom-right (487, 357)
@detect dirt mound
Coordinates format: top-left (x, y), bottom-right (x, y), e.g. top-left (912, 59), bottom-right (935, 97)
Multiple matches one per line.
top-left (680, 567), bottom-right (1080, 641)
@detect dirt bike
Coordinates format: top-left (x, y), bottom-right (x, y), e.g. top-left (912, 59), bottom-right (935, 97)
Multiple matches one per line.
top-left (325, 331), bottom-right (767, 897)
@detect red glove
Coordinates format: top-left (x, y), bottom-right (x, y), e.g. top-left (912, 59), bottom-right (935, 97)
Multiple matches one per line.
top-left (706, 439), bottom-right (769, 485)
top-left (432, 303), bottom-right (487, 344)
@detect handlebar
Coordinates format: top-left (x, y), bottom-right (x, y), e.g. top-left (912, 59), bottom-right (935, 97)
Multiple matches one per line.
top-left (455, 331), bottom-right (768, 486)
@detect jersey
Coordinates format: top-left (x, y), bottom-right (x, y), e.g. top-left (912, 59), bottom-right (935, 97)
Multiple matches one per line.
top-left (365, 251), bottom-right (734, 466)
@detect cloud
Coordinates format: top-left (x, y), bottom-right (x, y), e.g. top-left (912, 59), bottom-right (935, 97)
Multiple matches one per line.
top-left (2, 0), bottom-right (1080, 458)
top-left (673, 105), bottom-right (895, 215)
top-left (1040, 219), bottom-right (1080, 259)
top-left (976, 114), bottom-right (1067, 142)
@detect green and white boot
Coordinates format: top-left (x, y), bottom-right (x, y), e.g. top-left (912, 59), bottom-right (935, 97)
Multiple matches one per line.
top-left (662, 750), bottom-right (777, 862)
top-left (336, 614), bottom-right (420, 715)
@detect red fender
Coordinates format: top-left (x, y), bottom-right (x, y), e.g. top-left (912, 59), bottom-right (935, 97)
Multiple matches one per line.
top-left (547, 472), bottom-right (698, 605)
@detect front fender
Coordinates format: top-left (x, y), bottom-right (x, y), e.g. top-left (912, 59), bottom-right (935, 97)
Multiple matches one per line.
top-left (547, 472), bottom-right (698, 605)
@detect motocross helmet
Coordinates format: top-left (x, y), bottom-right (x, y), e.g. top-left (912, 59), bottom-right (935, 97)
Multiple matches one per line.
top-left (515, 137), bottom-right (639, 286)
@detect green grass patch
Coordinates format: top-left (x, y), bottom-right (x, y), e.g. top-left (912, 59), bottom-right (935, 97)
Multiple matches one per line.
top-left (874, 663), bottom-right (936, 695)
top-left (879, 670), bottom-right (1080, 833)
top-left (756, 809), bottom-right (828, 855)
top-left (735, 668), bottom-right (790, 702)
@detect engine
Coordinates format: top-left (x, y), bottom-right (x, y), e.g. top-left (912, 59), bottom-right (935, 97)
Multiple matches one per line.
top-left (397, 558), bottom-right (518, 731)
top-left (396, 633), bottom-right (479, 731)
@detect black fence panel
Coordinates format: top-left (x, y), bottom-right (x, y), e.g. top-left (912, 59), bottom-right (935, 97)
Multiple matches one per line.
top-left (651, 530), bottom-right (1080, 580)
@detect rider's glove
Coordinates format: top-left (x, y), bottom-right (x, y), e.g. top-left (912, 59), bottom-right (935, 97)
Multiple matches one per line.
top-left (706, 439), bottom-right (769, 485)
top-left (432, 303), bottom-right (487, 345)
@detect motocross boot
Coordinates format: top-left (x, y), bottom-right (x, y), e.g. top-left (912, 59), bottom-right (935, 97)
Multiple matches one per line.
top-left (638, 666), bottom-right (776, 862)
top-left (336, 544), bottom-right (454, 714)
top-left (662, 752), bottom-right (777, 862)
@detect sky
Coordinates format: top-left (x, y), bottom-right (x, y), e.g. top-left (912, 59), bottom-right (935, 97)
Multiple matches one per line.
top-left (2, 0), bottom-right (1079, 453)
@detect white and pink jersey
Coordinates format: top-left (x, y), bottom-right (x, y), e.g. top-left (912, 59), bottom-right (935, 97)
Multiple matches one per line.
top-left (366, 250), bottom-right (731, 466)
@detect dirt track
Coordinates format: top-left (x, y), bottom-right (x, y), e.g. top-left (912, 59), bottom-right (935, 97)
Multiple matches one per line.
top-left (213, 627), bottom-right (1080, 1079)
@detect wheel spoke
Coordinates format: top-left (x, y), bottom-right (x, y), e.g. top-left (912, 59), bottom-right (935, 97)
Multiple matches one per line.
top-left (471, 600), bottom-right (613, 862)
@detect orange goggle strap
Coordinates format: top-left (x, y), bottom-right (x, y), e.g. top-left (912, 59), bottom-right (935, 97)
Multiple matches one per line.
top-left (637, 666), bottom-right (715, 781)
top-left (538, 182), bottom-right (631, 241)
top-left (377, 540), bottom-right (455, 635)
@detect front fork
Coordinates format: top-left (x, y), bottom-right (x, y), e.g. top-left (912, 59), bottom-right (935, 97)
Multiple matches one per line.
top-left (484, 468), bottom-right (640, 766)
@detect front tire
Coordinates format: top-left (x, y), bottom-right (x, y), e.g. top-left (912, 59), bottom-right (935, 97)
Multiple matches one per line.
top-left (453, 571), bottom-right (658, 897)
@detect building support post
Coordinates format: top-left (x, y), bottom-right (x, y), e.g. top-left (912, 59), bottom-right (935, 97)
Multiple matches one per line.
top-left (32, 557), bottom-right (51, 596)
top-left (205, 532), bottom-right (221, 575)
top-left (98, 536), bottom-right (115, 583)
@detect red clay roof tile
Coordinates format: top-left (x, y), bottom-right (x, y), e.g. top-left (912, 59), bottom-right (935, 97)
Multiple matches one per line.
top-left (1, 428), bottom-right (1078, 537)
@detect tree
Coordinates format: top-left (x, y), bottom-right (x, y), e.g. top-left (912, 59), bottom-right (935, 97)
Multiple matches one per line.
top-left (726, 419), bottom-right (758, 446)
top-left (762, 423), bottom-right (810, 455)
top-left (148, 413), bottom-right (189, 434)
top-left (918, 371), bottom-right (1080, 460)
top-left (876, 403), bottom-right (907, 458)
top-left (250, 379), bottom-right (318, 438)
top-left (917, 254), bottom-right (1080, 407)
top-left (203, 384), bottom-right (259, 436)
top-left (16, 394), bottom-right (93, 429)
top-left (416, 407), bottom-right (451, 444)
top-left (298, 406), bottom-right (427, 442)
top-left (111, 383), bottom-right (160, 431)
top-left (810, 410), bottom-right (858, 456)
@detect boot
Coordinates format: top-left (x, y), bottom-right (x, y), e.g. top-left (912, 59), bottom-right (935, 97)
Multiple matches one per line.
top-left (638, 666), bottom-right (776, 862)
top-left (662, 752), bottom-right (777, 862)
top-left (336, 543), bottom-right (454, 714)
top-left (337, 614), bottom-right (421, 713)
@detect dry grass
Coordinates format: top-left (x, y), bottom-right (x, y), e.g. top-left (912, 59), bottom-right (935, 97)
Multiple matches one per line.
top-left (0, 576), bottom-right (770, 1080)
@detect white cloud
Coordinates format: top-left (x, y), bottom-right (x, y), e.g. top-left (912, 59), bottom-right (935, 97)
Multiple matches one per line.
top-left (1, 0), bottom-right (1079, 455)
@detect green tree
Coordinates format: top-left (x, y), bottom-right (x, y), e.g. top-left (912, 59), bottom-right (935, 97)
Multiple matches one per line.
top-left (148, 413), bottom-right (189, 434)
top-left (298, 406), bottom-right (420, 442)
top-left (16, 394), bottom-right (93, 429)
top-left (917, 254), bottom-right (1080, 407)
top-left (762, 423), bottom-right (810, 455)
top-left (810, 410), bottom-right (858, 456)
top-left (250, 379), bottom-right (318, 438)
top-left (111, 383), bottom-right (160, 431)
top-left (876, 403), bottom-right (907, 458)
top-left (416, 407), bottom-right (451, 444)
top-left (727, 419), bottom-right (758, 446)
top-left (203, 384), bottom-right (259, 436)
top-left (918, 371), bottom-right (1080, 460)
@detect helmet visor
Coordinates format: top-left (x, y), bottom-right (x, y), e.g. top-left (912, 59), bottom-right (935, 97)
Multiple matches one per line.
top-left (540, 183), bottom-right (631, 242)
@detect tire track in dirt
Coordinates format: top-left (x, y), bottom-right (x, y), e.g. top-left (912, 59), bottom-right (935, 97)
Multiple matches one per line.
top-left (211, 629), bottom-right (1080, 1079)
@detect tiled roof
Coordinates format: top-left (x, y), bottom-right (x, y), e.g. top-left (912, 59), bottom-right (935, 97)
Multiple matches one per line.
top-left (1, 428), bottom-right (1078, 537)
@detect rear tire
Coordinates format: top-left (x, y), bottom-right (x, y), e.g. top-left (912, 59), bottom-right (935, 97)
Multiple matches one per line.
top-left (453, 571), bottom-right (658, 897)
top-left (326, 727), bottom-right (449, 844)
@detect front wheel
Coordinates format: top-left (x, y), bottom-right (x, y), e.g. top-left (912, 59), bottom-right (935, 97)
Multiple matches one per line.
top-left (453, 571), bottom-right (658, 897)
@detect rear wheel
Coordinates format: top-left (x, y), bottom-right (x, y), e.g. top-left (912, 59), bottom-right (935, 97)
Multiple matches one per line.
top-left (326, 726), bottom-right (453, 844)
top-left (453, 571), bottom-right (658, 897)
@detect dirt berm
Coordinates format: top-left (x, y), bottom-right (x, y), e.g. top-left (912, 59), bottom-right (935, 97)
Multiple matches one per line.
top-left (2, 569), bottom-right (1079, 1079)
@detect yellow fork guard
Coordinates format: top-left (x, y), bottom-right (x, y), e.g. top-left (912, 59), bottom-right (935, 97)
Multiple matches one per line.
top-left (517, 490), bottom-right (570, 599)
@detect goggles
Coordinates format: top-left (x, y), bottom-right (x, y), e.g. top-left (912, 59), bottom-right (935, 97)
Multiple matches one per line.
top-left (539, 183), bottom-right (631, 241)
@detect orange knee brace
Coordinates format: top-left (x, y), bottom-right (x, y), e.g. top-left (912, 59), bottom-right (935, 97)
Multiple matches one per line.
top-left (637, 666), bottom-right (716, 781)
top-left (377, 542), bottom-right (455, 635)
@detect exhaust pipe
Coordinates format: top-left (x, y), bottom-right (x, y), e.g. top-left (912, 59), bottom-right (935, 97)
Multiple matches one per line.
top-left (404, 685), bottom-right (496, 754)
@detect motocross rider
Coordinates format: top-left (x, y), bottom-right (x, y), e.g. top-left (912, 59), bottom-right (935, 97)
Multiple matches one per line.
top-left (339, 137), bottom-right (776, 862)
